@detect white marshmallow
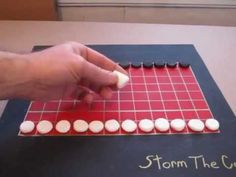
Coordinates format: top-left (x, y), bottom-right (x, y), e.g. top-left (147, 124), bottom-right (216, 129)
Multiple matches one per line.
top-left (121, 119), bottom-right (137, 133)
top-left (20, 121), bottom-right (35, 133)
top-left (138, 119), bottom-right (154, 132)
top-left (188, 119), bottom-right (204, 132)
top-left (89, 120), bottom-right (104, 133)
top-left (170, 119), bottom-right (186, 132)
top-left (154, 118), bottom-right (170, 132)
top-left (105, 119), bottom-right (120, 133)
top-left (113, 70), bottom-right (129, 89)
top-left (36, 120), bottom-right (53, 134)
top-left (55, 120), bottom-right (71, 133)
top-left (73, 119), bottom-right (89, 133)
top-left (205, 119), bottom-right (220, 131)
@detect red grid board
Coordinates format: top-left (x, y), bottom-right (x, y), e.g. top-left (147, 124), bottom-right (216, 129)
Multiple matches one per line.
top-left (19, 66), bottom-right (218, 136)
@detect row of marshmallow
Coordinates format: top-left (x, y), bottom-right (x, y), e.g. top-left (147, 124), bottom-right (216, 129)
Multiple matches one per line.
top-left (19, 118), bottom-right (219, 135)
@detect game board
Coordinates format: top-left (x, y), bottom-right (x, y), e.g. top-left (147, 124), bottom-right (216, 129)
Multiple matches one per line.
top-left (19, 61), bottom-right (217, 136)
top-left (0, 45), bottom-right (235, 177)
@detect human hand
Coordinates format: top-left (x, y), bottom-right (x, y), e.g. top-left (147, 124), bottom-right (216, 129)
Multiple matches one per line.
top-left (19, 42), bottom-right (126, 102)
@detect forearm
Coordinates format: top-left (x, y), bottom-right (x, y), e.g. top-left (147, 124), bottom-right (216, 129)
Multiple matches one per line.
top-left (0, 52), bottom-right (34, 99)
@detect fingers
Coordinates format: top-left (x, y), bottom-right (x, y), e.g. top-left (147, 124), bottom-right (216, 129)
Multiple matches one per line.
top-left (76, 87), bottom-right (113, 104)
top-left (79, 59), bottom-right (118, 91)
top-left (71, 42), bottom-right (127, 75)
top-left (81, 93), bottom-right (94, 104)
top-left (85, 47), bottom-right (114, 71)
top-left (73, 88), bottom-right (94, 104)
top-left (99, 87), bottom-right (113, 99)
top-left (85, 47), bottom-right (126, 74)
top-left (67, 42), bottom-right (127, 102)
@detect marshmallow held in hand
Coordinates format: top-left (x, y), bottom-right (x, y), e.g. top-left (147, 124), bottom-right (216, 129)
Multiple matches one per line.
top-left (113, 70), bottom-right (129, 89)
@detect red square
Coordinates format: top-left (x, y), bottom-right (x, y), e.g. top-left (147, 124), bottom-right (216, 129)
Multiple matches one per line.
top-left (176, 92), bottom-right (189, 100)
top-left (186, 84), bottom-right (199, 91)
top-left (25, 112), bottom-right (41, 121)
top-left (136, 112), bottom-right (152, 120)
top-left (148, 92), bottom-right (161, 100)
top-left (67, 112), bottom-right (84, 122)
top-left (155, 69), bottom-right (168, 76)
top-left (87, 112), bottom-right (104, 121)
top-left (74, 102), bottom-right (89, 111)
top-left (110, 93), bottom-right (118, 100)
top-left (135, 101), bottom-right (150, 110)
top-left (166, 111), bottom-right (183, 119)
top-left (164, 101), bottom-right (179, 109)
top-left (105, 112), bottom-right (119, 120)
top-left (157, 77), bottom-right (171, 83)
top-left (173, 84), bottom-right (186, 91)
top-left (69, 112), bottom-right (82, 120)
top-left (41, 112), bottom-right (57, 121)
top-left (70, 111), bottom-right (88, 120)
top-left (44, 102), bottom-right (59, 111)
top-left (60, 102), bottom-right (75, 111)
top-left (130, 68), bottom-right (142, 76)
top-left (29, 101), bottom-right (45, 111)
top-left (179, 101), bottom-right (194, 109)
top-left (150, 101), bottom-right (163, 110)
top-left (171, 77), bottom-right (183, 83)
top-left (180, 68), bottom-right (192, 76)
top-left (120, 112), bottom-right (135, 120)
top-left (132, 77), bottom-right (144, 83)
top-left (182, 111), bottom-right (198, 119)
top-left (132, 84), bottom-right (146, 91)
top-left (162, 92), bottom-right (176, 100)
top-left (189, 91), bottom-right (204, 99)
top-left (145, 77), bottom-right (156, 83)
top-left (120, 101), bottom-right (134, 110)
top-left (198, 110), bottom-right (213, 119)
top-left (133, 92), bottom-right (148, 100)
top-left (152, 111), bottom-right (166, 118)
top-left (120, 92), bottom-right (133, 100)
top-left (159, 84), bottom-right (173, 91)
top-left (193, 100), bottom-right (208, 109)
top-left (168, 69), bottom-right (180, 76)
top-left (83, 101), bottom-right (98, 111)
top-left (120, 84), bottom-right (131, 91)
top-left (57, 111), bottom-right (76, 120)
top-left (183, 77), bottom-right (196, 83)
top-left (146, 84), bottom-right (159, 91)
top-left (144, 69), bottom-right (155, 76)
top-left (105, 101), bottom-right (118, 110)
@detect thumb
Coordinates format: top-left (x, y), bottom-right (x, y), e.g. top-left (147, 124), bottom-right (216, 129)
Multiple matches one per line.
top-left (79, 59), bottom-right (118, 91)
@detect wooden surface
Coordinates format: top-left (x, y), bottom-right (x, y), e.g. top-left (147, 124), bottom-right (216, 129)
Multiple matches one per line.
top-left (0, 21), bottom-right (236, 116)
top-left (0, 0), bottom-right (57, 20)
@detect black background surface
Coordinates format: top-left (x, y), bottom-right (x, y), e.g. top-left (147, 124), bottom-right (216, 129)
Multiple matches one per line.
top-left (0, 45), bottom-right (235, 177)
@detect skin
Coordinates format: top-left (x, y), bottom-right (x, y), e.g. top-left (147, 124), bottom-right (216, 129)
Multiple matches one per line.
top-left (0, 42), bottom-right (127, 103)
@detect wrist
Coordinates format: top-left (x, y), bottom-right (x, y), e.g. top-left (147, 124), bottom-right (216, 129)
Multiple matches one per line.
top-left (0, 52), bottom-right (35, 99)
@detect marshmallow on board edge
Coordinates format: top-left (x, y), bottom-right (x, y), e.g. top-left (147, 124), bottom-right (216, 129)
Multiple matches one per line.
top-left (113, 70), bottom-right (130, 89)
